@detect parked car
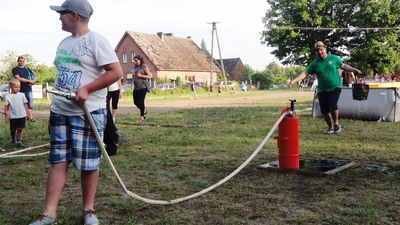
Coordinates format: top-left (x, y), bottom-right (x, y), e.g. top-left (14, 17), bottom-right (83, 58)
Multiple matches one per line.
top-left (0, 84), bottom-right (9, 101)
top-left (155, 83), bottom-right (175, 91)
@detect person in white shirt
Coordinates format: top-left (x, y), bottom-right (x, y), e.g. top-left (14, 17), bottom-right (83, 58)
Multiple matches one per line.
top-left (106, 79), bottom-right (122, 119)
top-left (29, 0), bottom-right (123, 224)
top-left (3, 78), bottom-right (31, 148)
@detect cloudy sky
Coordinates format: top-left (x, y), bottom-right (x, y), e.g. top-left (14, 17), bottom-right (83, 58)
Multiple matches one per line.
top-left (0, 0), bottom-right (277, 70)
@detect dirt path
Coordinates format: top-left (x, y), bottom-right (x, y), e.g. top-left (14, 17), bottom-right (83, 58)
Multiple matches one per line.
top-left (34, 91), bottom-right (314, 116)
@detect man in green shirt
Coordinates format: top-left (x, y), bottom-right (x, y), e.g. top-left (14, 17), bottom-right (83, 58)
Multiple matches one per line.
top-left (288, 41), bottom-right (362, 134)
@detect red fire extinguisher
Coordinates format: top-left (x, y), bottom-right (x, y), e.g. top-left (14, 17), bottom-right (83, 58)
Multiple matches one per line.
top-left (277, 99), bottom-right (299, 170)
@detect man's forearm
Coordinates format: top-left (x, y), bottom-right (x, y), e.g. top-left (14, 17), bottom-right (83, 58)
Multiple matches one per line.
top-left (292, 71), bottom-right (307, 83)
top-left (342, 64), bottom-right (362, 74)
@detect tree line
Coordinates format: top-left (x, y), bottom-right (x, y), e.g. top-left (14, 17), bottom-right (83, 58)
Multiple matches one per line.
top-left (241, 62), bottom-right (305, 89)
top-left (261, 0), bottom-right (400, 76)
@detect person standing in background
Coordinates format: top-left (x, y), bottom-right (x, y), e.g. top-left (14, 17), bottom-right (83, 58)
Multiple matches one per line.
top-left (342, 71), bottom-right (355, 87)
top-left (3, 78), bottom-right (31, 148)
top-left (132, 54), bottom-right (152, 122)
top-left (106, 79), bottom-right (122, 120)
top-left (189, 79), bottom-right (198, 99)
top-left (12, 56), bottom-right (37, 122)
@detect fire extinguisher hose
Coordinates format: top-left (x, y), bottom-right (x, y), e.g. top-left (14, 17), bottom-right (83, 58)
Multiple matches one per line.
top-left (83, 102), bottom-right (289, 205)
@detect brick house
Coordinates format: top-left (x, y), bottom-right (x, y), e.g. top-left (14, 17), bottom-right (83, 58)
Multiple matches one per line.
top-left (218, 58), bottom-right (244, 81)
top-left (114, 31), bottom-right (221, 85)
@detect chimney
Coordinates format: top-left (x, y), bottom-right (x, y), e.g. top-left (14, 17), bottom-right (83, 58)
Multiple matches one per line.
top-left (157, 32), bottom-right (164, 41)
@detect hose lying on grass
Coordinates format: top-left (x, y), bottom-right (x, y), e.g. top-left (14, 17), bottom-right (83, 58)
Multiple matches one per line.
top-left (0, 143), bottom-right (50, 158)
top-left (2, 88), bottom-right (293, 205)
top-left (83, 102), bottom-right (289, 205)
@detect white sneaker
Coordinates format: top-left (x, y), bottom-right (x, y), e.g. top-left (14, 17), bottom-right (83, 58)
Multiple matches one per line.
top-left (324, 128), bottom-right (334, 134)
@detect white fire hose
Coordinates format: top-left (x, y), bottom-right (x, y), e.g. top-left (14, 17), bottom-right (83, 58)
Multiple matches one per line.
top-left (4, 88), bottom-right (289, 205)
top-left (0, 143), bottom-right (50, 158)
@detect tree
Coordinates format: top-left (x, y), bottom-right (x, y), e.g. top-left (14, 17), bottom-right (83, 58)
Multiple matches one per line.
top-left (261, 0), bottom-right (400, 74)
top-left (35, 64), bottom-right (56, 84)
top-left (200, 39), bottom-right (210, 55)
top-left (251, 71), bottom-right (273, 89)
top-left (0, 50), bottom-right (20, 82)
top-left (241, 64), bottom-right (254, 82)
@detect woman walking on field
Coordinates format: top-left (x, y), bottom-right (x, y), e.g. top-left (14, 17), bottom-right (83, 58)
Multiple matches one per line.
top-left (132, 54), bottom-right (152, 122)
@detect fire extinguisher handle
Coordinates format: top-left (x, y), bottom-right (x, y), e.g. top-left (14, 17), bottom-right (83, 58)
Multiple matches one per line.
top-left (289, 99), bottom-right (296, 111)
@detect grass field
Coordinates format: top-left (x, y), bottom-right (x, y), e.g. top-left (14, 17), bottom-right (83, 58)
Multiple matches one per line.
top-left (0, 90), bottom-right (399, 225)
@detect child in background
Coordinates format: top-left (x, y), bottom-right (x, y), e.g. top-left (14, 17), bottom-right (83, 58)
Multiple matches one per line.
top-left (3, 78), bottom-right (31, 148)
top-left (0, 110), bottom-right (6, 152)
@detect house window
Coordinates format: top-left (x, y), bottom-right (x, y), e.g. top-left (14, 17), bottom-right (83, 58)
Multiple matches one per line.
top-left (122, 53), bottom-right (127, 63)
top-left (131, 52), bottom-right (137, 62)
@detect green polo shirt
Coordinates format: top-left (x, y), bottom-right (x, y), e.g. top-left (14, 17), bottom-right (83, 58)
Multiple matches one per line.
top-left (306, 54), bottom-right (343, 92)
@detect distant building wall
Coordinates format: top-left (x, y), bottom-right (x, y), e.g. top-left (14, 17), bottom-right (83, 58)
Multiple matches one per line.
top-left (228, 60), bottom-right (244, 81)
top-left (157, 71), bottom-right (218, 84)
top-left (115, 36), bottom-right (158, 84)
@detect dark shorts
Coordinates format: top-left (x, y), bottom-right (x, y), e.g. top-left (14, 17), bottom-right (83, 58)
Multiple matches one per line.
top-left (10, 117), bottom-right (26, 130)
top-left (318, 88), bottom-right (341, 114)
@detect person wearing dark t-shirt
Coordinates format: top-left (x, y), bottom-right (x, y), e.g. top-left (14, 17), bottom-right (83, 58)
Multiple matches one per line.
top-left (12, 56), bottom-right (37, 122)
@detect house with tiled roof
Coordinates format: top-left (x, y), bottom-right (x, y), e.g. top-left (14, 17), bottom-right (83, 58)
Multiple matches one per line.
top-left (115, 31), bottom-right (221, 84)
top-left (217, 58), bottom-right (244, 81)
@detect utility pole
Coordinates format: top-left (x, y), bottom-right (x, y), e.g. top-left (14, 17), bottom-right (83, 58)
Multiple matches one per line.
top-left (208, 22), bottom-right (228, 90)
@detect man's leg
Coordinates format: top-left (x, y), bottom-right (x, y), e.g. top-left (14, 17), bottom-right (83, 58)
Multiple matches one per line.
top-left (332, 109), bottom-right (340, 126)
top-left (26, 91), bottom-right (34, 120)
top-left (81, 169), bottom-right (99, 211)
top-left (323, 113), bottom-right (333, 129)
top-left (43, 162), bottom-right (69, 217)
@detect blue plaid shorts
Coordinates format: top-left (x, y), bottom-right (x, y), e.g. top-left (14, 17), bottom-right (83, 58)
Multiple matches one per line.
top-left (49, 108), bottom-right (106, 171)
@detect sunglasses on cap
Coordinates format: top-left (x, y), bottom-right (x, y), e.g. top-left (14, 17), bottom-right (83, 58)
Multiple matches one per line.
top-left (58, 10), bottom-right (74, 15)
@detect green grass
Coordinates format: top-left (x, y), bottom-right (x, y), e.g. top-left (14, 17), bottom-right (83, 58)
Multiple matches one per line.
top-left (0, 91), bottom-right (399, 225)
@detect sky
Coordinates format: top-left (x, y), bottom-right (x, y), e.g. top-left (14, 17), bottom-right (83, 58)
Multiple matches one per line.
top-left (0, 0), bottom-right (277, 71)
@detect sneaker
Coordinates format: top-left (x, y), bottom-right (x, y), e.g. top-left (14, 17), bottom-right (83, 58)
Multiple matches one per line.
top-left (334, 124), bottom-right (342, 133)
top-left (83, 209), bottom-right (99, 225)
top-left (16, 141), bottom-right (27, 148)
top-left (29, 214), bottom-right (56, 225)
top-left (324, 128), bottom-right (334, 134)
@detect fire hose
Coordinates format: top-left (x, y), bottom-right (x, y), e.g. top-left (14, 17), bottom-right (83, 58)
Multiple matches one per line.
top-left (0, 143), bottom-right (50, 158)
top-left (3, 88), bottom-right (290, 205)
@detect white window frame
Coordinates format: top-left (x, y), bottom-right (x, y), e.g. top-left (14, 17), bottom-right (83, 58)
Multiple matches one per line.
top-left (122, 53), bottom-right (127, 63)
top-left (131, 52), bottom-right (137, 62)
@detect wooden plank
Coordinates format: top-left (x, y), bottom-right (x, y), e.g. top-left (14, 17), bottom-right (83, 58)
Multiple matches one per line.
top-left (324, 162), bottom-right (360, 175)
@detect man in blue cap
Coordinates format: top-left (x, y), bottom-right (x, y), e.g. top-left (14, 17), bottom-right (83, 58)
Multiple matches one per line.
top-left (29, 0), bottom-right (122, 224)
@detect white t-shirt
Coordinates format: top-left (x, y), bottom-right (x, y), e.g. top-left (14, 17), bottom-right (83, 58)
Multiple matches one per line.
top-left (107, 81), bottom-right (120, 92)
top-left (5, 92), bottom-right (27, 119)
top-left (51, 31), bottom-right (119, 115)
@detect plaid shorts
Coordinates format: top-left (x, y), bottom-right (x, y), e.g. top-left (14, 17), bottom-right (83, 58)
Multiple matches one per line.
top-left (49, 108), bottom-right (106, 171)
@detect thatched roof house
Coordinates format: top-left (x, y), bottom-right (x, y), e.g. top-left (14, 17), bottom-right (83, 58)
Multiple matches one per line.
top-left (115, 31), bottom-right (221, 84)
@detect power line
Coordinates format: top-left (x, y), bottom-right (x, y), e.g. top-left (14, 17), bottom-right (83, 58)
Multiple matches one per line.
top-left (267, 26), bottom-right (400, 31)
